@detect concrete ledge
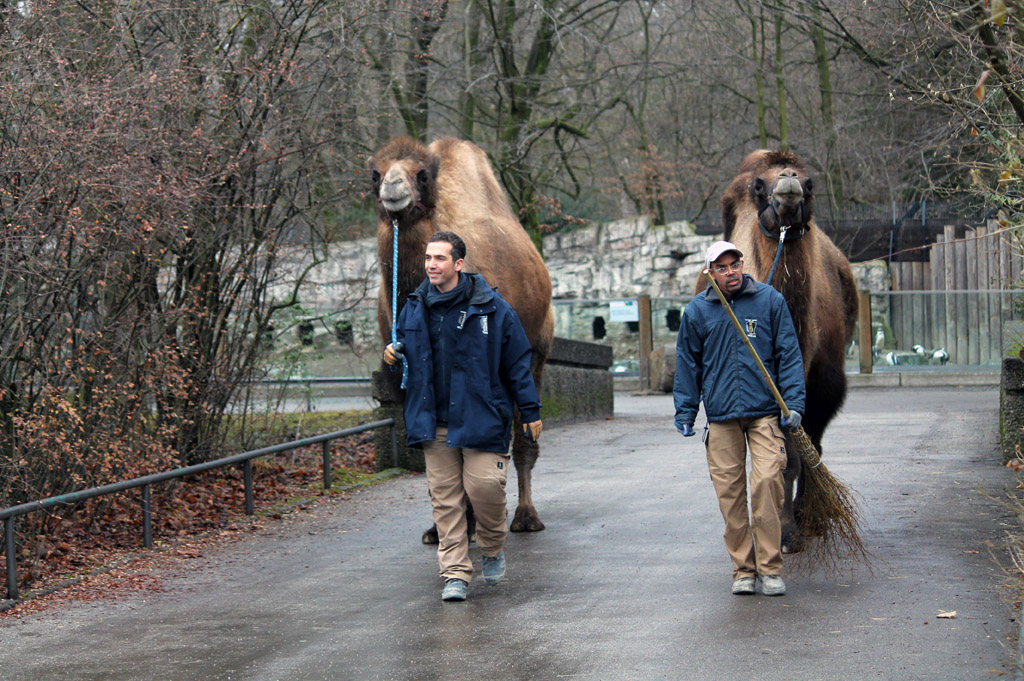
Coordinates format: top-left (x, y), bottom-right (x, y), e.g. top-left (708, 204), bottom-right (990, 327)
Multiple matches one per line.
top-left (539, 336), bottom-right (614, 426)
top-left (548, 336), bottom-right (614, 370)
top-left (541, 364), bottom-right (613, 426)
top-left (848, 370), bottom-right (999, 389)
top-left (899, 371), bottom-right (998, 387)
top-left (1001, 358), bottom-right (1024, 462)
top-left (846, 372), bottom-right (902, 388)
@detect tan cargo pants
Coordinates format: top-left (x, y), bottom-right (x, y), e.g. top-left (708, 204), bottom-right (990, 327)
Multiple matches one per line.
top-left (705, 415), bottom-right (787, 579)
top-left (423, 426), bottom-right (510, 583)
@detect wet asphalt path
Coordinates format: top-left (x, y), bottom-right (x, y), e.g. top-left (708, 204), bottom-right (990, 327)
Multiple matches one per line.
top-left (0, 387), bottom-right (1017, 680)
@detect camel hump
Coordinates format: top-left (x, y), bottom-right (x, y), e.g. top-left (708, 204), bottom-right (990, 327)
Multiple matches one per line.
top-left (428, 137), bottom-right (517, 221)
top-left (737, 148), bottom-right (807, 174)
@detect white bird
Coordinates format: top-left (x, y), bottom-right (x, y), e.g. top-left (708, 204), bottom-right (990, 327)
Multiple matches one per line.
top-left (931, 348), bottom-right (950, 365)
top-left (885, 351), bottom-right (900, 366)
top-left (912, 344), bottom-right (926, 355)
top-left (874, 328), bottom-right (885, 353)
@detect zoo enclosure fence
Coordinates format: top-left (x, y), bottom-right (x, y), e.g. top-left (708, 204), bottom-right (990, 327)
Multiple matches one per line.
top-left (552, 290), bottom-right (1024, 379)
top-left (0, 418), bottom-right (398, 602)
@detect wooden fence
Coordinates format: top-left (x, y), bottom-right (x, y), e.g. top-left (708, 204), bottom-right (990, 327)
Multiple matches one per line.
top-left (887, 224), bottom-right (1023, 366)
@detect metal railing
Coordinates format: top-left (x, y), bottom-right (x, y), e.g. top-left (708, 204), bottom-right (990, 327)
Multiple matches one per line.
top-left (1, 418), bottom-right (397, 601)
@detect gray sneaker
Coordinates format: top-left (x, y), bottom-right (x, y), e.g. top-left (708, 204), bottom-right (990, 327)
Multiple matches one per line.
top-left (482, 551), bottom-right (506, 586)
top-left (731, 576), bottom-right (756, 595)
top-left (758, 574), bottom-right (786, 596)
top-left (441, 578), bottom-right (468, 601)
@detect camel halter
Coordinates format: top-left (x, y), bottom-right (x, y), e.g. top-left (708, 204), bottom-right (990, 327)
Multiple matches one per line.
top-left (756, 176), bottom-right (808, 284)
top-left (390, 218), bottom-right (408, 389)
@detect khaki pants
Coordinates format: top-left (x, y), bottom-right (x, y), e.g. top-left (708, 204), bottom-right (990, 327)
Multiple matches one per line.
top-left (706, 416), bottom-right (786, 579)
top-left (423, 426), bottom-right (510, 582)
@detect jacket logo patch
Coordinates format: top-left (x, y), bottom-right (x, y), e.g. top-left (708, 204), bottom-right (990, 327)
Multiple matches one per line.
top-left (497, 461), bottom-right (503, 469)
top-left (480, 317), bottom-right (488, 335)
top-left (744, 319), bottom-right (757, 337)
top-left (457, 311), bottom-right (467, 330)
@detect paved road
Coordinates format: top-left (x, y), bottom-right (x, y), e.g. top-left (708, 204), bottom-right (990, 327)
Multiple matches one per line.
top-left (0, 388), bottom-right (1017, 680)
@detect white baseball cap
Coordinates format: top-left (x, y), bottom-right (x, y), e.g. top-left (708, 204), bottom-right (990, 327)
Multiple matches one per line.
top-left (705, 241), bottom-right (743, 270)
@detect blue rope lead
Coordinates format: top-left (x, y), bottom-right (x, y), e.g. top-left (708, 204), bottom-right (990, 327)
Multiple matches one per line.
top-left (391, 219), bottom-right (408, 389)
top-left (766, 225), bottom-right (788, 285)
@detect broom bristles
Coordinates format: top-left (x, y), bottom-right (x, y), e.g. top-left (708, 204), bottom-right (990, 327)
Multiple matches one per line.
top-left (786, 426), bottom-right (869, 575)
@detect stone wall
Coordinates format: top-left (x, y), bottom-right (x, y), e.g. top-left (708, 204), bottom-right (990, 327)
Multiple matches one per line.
top-left (268, 221), bottom-right (890, 378)
top-left (542, 216), bottom-right (713, 299)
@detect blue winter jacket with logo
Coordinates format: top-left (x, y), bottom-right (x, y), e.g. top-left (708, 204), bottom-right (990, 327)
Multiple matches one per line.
top-left (674, 275), bottom-right (805, 432)
top-left (396, 273), bottom-right (542, 453)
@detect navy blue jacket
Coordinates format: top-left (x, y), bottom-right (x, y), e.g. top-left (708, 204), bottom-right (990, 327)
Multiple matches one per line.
top-left (396, 273), bottom-right (542, 453)
top-left (674, 275), bottom-right (805, 432)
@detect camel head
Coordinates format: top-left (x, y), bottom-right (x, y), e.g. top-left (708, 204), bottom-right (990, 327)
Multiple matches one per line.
top-left (368, 137), bottom-right (440, 229)
top-left (743, 150), bottom-right (814, 236)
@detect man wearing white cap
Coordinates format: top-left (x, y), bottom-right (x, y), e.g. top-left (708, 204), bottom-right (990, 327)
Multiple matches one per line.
top-left (674, 240), bottom-right (805, 596)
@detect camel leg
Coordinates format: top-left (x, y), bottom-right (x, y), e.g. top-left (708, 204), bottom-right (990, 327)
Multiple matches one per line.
top-left (509, 409), bottom-right (544, 532)
top-left (422, 497), bottom-right (476, 544)
top-left (781, 432), bottom-right (802, 553)
top-left (787, 361), bottom-right (848, 552)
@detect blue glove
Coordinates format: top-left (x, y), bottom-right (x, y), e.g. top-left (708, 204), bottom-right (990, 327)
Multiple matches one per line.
top-left (781, 411), bottom-right (802, 430)
top-left (679, 423), bottom-right (695, 437)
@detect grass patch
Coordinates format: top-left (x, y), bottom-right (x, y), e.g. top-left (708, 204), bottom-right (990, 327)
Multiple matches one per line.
top-left (224, 409), bottom-right (375, 452)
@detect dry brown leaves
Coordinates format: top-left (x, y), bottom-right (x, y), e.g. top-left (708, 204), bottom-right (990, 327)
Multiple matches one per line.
top-left (1, 436), bottom-right (375, 619)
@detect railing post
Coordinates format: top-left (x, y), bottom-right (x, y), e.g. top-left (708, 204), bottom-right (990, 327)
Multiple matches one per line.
top-left (322, 440), bottom-right (331, 492)
top-left (243, 460), bottom-right (254, 515)
top-left (637, 295), bottom-right (653, 393)
top-left (390, 421), bottom-right (398, 468)
top-left (142, 484), bottom-right (153, 549)
top-left (858, 290), bottom-right (873, 374)
top-left (5, 517), bottom-right (16, 601)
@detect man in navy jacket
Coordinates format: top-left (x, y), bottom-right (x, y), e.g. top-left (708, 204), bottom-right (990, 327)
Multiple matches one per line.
top-left (674, 241), bottom-right (805, 597)
top-left (384, 231), bottom-right (542, 602)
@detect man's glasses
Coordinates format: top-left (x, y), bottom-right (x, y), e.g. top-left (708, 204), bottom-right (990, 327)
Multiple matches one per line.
top-left (711, 261), bottom-right (742, 274)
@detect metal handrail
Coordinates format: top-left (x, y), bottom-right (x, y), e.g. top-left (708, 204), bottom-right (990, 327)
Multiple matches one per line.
top-left (246, 377), bottom-right (371, 384)
top-left (2, 418), bottom-right (398, 601)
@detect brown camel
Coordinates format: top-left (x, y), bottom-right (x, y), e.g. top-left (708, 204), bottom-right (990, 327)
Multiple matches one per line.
top-left (369, 136), bottom-right (554, 539)
top-left (699, 149), bottom-right (858, 551)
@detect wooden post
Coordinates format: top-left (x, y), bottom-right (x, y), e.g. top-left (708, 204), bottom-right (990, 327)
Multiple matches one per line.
top-left (858, 290), bottom-right (873, 374)
top-left (891, 263), bottom-right (903, 349)
top-left (966, 228), bottom-right (980, 365)
top-left (955, 232), bottom-right (969, 364)
top-left (943, 226), bottom-right (958, 363)
top-left (931, 234), bottom-right (945, 359)
top-left (977, 226), bottom-right (992, 364)
top-left (638, 294), bottom-right (653, 393)
top-left (911, 261), bottom-right (925, 352)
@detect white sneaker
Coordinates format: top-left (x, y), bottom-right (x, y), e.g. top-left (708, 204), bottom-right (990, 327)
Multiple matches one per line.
top-left (758, 574), bottom-right (786, 596)
top-left (731, 576), bottom-right (756, 595)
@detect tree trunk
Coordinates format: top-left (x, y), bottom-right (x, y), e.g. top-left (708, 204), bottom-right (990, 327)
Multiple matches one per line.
top-left (750, 4), bottom-right (768, 147)
top-left (774, 9), bottom-right (788, 151)
top-left (457, 0), bottom-right (484, 139)
top-left (490, 0), bottom-right (559, 243)
top-left (809, 1), bottom-right (844, 206)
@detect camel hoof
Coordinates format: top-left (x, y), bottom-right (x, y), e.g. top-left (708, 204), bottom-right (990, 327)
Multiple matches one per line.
top-left (781, 534), bottom-right (803, 555)
top-left (422, 525), bottom-right (439, 545)
top-left (781, 522), bottom-right (802, 554)
top-left (510, 509), bottom-right (545, 533)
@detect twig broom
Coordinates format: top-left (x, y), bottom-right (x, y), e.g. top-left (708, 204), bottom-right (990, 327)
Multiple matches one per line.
top-left (705, 272), bottom-right (867, 572)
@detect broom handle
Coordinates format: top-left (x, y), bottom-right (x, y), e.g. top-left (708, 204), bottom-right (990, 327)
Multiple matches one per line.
top-left (704, 271), bottom-right (792, 420)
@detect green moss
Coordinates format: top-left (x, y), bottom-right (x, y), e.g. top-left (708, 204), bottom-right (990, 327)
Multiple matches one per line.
top-left (331, 468), bottom-right (375, 488)
top-left (538, 391), bottom-right (568, 420)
